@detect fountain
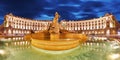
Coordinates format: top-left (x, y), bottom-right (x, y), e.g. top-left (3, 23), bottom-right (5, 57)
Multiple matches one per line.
top-left (24, 12), bottom-right (87, 50)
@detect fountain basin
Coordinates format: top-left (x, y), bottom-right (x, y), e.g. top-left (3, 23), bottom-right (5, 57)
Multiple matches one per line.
top-left (24, 12), bottom-right (88, 51)
top-left (31, 38), bottom-right (80, 51)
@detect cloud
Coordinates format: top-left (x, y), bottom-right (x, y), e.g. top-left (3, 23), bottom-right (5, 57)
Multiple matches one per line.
top-left (0, 0), bottom-right (120, 24)
top-left (44, 7), bottom-right (54, 10)
top-left (71, 12), bottom-right (82, 15)
top-left (59, 3), bottom-right (80, 7)
top-left (35, 14), bottom-right (54, 20)
top-left (0, 0), bottom-right (45, 19)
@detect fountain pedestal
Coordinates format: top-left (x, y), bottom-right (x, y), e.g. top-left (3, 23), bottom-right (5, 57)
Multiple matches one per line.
top-left (50, 34), bottom-right (59, 41)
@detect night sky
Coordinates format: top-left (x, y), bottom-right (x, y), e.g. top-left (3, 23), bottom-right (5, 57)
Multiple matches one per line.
top-left (0, 0), bottom-right (120, 24)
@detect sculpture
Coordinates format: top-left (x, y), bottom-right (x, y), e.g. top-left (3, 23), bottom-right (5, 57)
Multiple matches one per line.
top-left (24, 12), bottom-right (87, 50)
top-left (49, 12), bottom-right (60, 34)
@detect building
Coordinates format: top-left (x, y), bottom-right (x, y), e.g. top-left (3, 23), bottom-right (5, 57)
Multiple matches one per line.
top-left (60, 13), bottom-right (120, 35)
top-left (0, 13), bottom-right (120, 40)
top-left (1, 13), bottom-right (52, 40)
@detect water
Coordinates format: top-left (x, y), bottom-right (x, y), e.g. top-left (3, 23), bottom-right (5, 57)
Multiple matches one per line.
top-left (0, 40), bottom-right (120, 60)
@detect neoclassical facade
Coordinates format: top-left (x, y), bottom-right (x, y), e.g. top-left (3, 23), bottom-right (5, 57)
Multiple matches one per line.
top-left (60, 13), bottom-right (119, 35)
top-left (1, 13), bottom-right (120, 39)
top-left (2, 13), bottom-right (52, 40)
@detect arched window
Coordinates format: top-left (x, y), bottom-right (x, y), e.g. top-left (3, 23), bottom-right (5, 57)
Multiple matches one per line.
top-left (8, 29), bottom-right (11, 34)
top-left (106, 30), bottom-right (110, 35)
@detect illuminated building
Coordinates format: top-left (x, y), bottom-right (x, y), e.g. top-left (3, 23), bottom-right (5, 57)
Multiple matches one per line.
top-left (60, 13), bottom-right (120, 35)
top-left (1, 13), bottom-right (52, 39)
top-left (0, 13), bottom-right (120, 39)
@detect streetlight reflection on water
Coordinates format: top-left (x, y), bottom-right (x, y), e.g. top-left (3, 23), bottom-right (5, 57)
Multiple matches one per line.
top-left (0, 49), bottom-right (10, 60)
top-left (0, 50), bottom-right (5, 55)
top-left (107, 53), bottom-right (120, 60)
top-left (109, 40), bottom-right (120, 49)
top-left (0, 37), bottom-right (120, 60)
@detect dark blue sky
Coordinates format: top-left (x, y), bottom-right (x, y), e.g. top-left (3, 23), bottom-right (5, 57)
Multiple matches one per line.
top-left (0, 0), bottom-right (120, 24)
